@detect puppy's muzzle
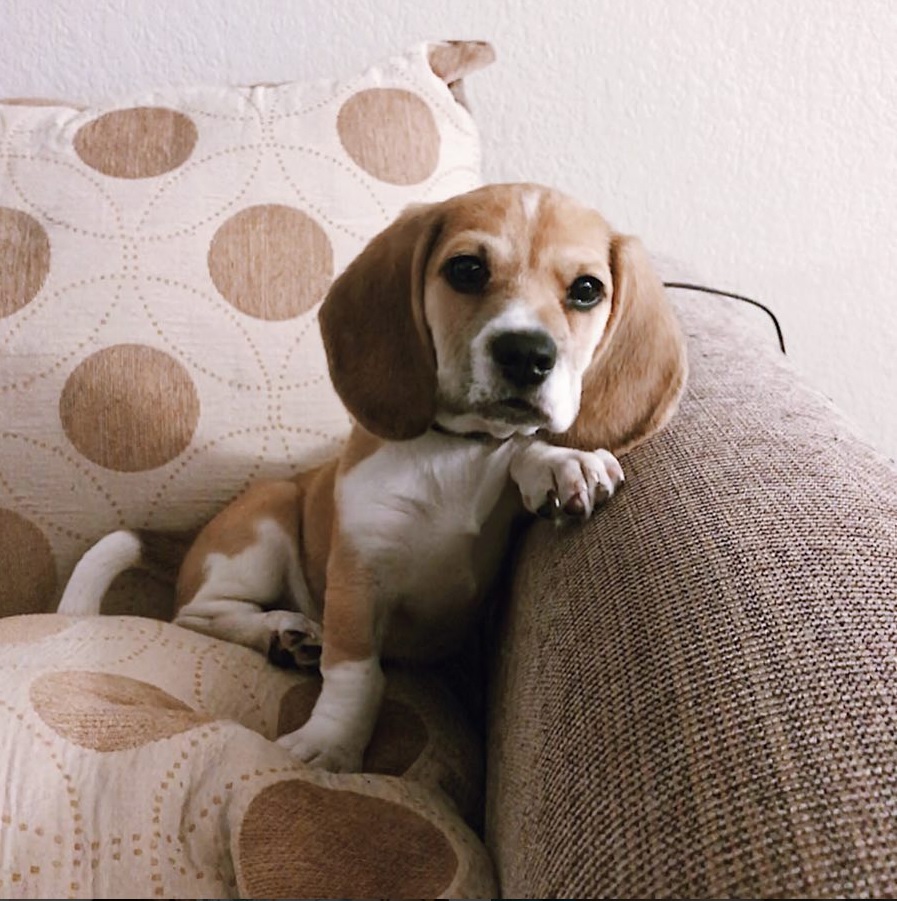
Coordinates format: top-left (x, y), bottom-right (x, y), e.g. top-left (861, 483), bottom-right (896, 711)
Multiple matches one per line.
top-left (490, 330), bottom-right (557, 389)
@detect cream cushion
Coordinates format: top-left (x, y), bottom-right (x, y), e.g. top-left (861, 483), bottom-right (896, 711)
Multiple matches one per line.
top-left (0, 614), bottom-right (495, 898)
top-left (0, 39), bottom-right (493, 618)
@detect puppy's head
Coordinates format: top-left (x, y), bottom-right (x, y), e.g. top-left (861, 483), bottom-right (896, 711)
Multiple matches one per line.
top-left (319, 183), bottom-right (687, 452)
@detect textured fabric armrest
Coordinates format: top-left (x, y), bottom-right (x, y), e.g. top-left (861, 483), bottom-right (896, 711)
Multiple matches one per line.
top-left (486, 286), bottom-right (897, 898)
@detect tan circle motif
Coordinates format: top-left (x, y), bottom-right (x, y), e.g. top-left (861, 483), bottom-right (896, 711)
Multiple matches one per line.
top-left (208, 204), bottom-right (333, 320)
top-left (278, 681), bottom-right (428, 775)
top-left (238, 780), bottom-right (457, 898)
top-left (73, 107), bottom-right (198, 178)
top-left (30, 671), bottom-right (209, 750)
top-left (0, 208), bottom-right (50, 318)
top-left (337, 89), bottom-right (440, 184)
top-left (0, 509), bottom-right (57, 615)
top-left (59, 344), bottom-right (200, 472)
top-left (0, 614), bottom-right (70, 644)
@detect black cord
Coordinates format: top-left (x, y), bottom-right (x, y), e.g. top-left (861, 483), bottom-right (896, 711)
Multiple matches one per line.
top-left (663, 281), bottom-right (786, 355)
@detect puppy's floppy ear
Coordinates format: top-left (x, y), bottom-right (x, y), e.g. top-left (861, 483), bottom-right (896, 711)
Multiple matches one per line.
top-left (319, 204), bottom-right (442, 440)
top-left (561, 235), bottom-right (688, 454)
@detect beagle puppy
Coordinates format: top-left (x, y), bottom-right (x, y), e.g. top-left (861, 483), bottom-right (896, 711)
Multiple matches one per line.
top-left (58, 183), bottom-right (687, 772)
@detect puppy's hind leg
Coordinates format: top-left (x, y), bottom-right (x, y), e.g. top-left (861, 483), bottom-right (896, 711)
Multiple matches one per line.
top-left (175, 517), bottom-right (322, 666)
top-left (175, 599), bottom-right (322, 667)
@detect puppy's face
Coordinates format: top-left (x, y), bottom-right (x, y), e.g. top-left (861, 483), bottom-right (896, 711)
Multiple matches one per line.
top-left (320, 182), bottom-right (686, 452)
top-left (423, 186), bottom-right (615, 438)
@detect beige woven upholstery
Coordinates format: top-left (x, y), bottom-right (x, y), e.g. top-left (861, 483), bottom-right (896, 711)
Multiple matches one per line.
top-left (487, 286), bottom-right (897, 898)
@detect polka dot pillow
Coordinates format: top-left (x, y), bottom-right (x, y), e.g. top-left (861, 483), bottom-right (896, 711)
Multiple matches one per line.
top-left (0, 40), bottom-right (494, 618)
top-left (0, 614), bottom-right (496, 898)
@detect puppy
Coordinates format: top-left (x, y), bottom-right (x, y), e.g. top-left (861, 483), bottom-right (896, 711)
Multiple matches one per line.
top-left (58, 183), bottom-right (687, 772)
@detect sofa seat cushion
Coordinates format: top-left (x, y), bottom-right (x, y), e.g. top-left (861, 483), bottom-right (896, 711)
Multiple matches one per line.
top-left (0, 613), bottom-right (495, 899)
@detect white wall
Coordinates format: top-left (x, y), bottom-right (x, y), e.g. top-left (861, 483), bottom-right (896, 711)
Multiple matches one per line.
top-left (3, 0), bottom-right (896, 460)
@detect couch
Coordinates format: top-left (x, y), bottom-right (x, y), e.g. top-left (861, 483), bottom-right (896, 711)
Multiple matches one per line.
top-left (2, 39), bottom-right (896, 900)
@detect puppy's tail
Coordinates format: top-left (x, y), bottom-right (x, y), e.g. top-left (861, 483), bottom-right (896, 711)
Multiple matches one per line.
top-left (57, 529), bottom-right (194, 615)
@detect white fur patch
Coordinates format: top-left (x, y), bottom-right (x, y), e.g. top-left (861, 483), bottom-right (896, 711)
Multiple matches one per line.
top-left (336, 430), bottom-right (519, 634)
top-left (175, 602), bottom-right (319, 655)
top-left (277, 656), bottom-right (385, 772)
top-left (339, 431), bottom-right (516, 557)
top-left (521, 187), bottom-right (544, 222)
top-left (511, 442), bottom-right (625, 518)
top-left (189, 518), bottom-right (310, 613)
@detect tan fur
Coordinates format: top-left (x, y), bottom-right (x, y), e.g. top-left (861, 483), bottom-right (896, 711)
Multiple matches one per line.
top-left (560, 234), bottom-right (688, 453)
top-left (318, 208), bottom-right (441, 440)
top-left (320, 534), bottom-right (377, 666)
top-left (291, 461), bottom-right (338, 616)
top-left (292, 427), bottom-right (385, 659)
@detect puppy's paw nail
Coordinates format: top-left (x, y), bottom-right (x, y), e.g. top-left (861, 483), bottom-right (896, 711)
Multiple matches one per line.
top-left (267, 634), bottom-right (295, 668)
top-left (281, 628), bottom-right (307, 647)
top-left (563, 494), bottom-right (586, 517)
top-left (537, 489), bottom-right (562, 519)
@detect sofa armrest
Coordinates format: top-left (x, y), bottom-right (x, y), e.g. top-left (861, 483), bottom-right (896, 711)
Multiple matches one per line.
top-left (486, 283), bottom-right (897, 898)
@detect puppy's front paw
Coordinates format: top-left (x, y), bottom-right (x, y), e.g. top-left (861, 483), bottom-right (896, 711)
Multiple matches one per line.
top-left (277, 720), bottom-right (364, 773)
top-left (512, 444), bottom-right (624, 520)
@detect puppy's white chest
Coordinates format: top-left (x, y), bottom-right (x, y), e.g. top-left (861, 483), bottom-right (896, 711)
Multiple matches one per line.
top-left (337, 432), bottom-right (517, 605)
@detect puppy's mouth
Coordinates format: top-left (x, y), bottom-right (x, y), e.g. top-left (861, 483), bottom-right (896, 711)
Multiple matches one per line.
top-left (435, 391), bottom-right (550, 438)
top-left (468, 395), bottom-right (550, 431)
top-left (491, 397), bottom-right (543, 421)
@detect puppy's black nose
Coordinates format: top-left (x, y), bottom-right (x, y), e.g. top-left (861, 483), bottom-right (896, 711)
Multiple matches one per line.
top-left (490, 330), bottom-right (557, 388)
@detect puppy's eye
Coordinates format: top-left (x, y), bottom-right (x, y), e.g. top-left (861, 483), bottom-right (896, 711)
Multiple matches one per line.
top-left (443, 255), bottom-right (490, 295)
top-left (567, 275), bottom-right (605, 310)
